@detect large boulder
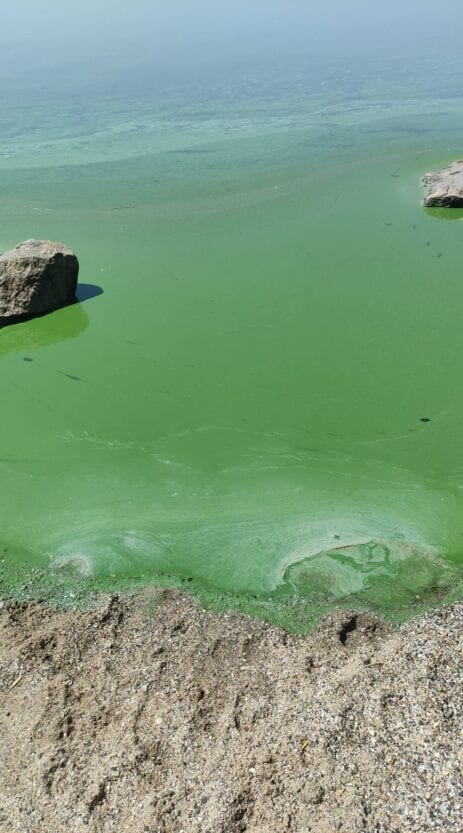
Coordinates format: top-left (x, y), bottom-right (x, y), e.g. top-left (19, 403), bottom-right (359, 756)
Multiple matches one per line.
top-left (0, 239), bottom-right (79, 323)
top-left (422, 160), bottom-right (463, 207)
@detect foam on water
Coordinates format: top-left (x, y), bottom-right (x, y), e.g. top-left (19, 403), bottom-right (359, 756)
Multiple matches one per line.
top-left (51, 553), bottom-right (95, 579)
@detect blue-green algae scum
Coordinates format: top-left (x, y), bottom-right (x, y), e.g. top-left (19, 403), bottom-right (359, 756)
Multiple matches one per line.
top-left (2, 3), bottom-right (463, 631)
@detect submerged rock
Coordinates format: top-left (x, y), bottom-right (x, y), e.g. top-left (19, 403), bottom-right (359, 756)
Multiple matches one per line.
top-left (0, 239), bottom-right (79, 323)
top-left (422, 160), bottom-right (463, 207)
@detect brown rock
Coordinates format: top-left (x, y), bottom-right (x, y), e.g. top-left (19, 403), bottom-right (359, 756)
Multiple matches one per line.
top-left (422, 160), bottom-right (463, 207)
top-left (0, 239), bottom-right (79, 323)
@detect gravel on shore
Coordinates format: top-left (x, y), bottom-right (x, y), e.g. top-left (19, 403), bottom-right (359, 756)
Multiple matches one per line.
top-left (0, 589), bottom-right (462, 833)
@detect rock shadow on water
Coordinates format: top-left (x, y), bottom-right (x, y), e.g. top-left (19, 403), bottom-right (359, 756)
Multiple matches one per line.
top-left (424, 207), bottom-right (463, 222)
top-left (75, 283), bottom-right (104, 302)
top-left (0, 285), bottom-right (102, 359)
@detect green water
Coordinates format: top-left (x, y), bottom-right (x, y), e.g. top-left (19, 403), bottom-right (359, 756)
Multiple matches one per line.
top-left (2, 3), bottom-right (463, 630)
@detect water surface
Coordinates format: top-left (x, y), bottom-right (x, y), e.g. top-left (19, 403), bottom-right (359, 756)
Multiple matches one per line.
top-left (2, 2), bottom-right (463, 629)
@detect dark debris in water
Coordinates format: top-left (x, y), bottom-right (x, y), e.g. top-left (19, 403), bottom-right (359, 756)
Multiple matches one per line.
top-left (59, 371), bottom-right (82, 382)
top-left (420, 417), bottom-right (431, 423)
top-left (23, 357), bottom-right (34, 362)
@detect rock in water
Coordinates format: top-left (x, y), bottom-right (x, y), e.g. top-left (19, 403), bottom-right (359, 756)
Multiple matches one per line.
top-left (0, 239), bottom-right (79, 323)
top-left (422, 160), bottom-right (463, 207)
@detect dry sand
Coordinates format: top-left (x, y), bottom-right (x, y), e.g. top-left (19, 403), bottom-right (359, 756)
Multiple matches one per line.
top-left (0, 589), bottom-right (462, 833)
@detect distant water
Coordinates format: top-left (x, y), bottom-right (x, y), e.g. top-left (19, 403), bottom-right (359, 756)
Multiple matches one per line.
top-left (2, 5), bottom-right (463, 629)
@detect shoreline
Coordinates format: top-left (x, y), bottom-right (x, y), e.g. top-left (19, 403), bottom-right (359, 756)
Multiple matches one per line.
top-left (0, 589), bottom-right (461, 832)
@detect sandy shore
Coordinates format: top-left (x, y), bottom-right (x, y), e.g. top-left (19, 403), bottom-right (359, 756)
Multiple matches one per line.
top-left (0, 589), bottom-right (461, 832)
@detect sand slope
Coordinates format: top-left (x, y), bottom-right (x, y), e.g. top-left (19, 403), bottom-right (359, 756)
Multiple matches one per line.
top-left (0, 590), bottom-right (461, 832)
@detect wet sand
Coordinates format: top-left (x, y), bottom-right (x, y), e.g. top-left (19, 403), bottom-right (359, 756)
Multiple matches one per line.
top-left (0, 590), bottom-right (461, 832)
